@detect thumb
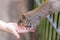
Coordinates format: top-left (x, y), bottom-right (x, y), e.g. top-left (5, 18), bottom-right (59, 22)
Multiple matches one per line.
top-left (12, 30), bottom-right (20, 39)
top-left (7, 23), bottom-right (20, 39)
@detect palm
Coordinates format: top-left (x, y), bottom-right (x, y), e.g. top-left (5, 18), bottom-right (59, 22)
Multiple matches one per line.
top-left (8, 23), bottom-right (35, 33)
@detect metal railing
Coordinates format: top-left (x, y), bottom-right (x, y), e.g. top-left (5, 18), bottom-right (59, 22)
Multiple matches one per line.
top-left (34, 0), bottom-right (60, 40)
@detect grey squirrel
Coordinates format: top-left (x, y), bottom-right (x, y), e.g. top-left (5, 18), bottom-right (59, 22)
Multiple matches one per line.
top-left (18, 0), bottom-right (60, 29)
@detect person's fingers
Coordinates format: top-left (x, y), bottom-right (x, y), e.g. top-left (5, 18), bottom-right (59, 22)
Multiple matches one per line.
top-left (26, 27), bottom-right (36, 32)
top-left (30, 30), bottom-right (36, 32)
top-left (17, 28), bottom-right (30, 33)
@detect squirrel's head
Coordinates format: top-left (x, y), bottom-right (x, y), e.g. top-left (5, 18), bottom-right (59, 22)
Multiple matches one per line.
top-left (18, 14), bottom-right (32, 28)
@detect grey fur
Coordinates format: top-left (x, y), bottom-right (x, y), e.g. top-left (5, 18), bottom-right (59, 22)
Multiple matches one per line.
top-left (23, 0), bottom-right (60, 29)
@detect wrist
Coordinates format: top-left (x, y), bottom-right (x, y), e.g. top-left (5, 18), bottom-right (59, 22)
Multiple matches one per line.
top-left (0, 20), bottom-right (8, 31)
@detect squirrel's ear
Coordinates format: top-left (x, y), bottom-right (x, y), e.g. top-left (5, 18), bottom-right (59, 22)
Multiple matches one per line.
top-left (21, 13), bottom-right (26, 19)
top-left (19, 13), bottom-right (26, 20)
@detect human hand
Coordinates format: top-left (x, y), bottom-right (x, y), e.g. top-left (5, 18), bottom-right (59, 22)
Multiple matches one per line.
top-left (7, 23), bottom-right (36, 39)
